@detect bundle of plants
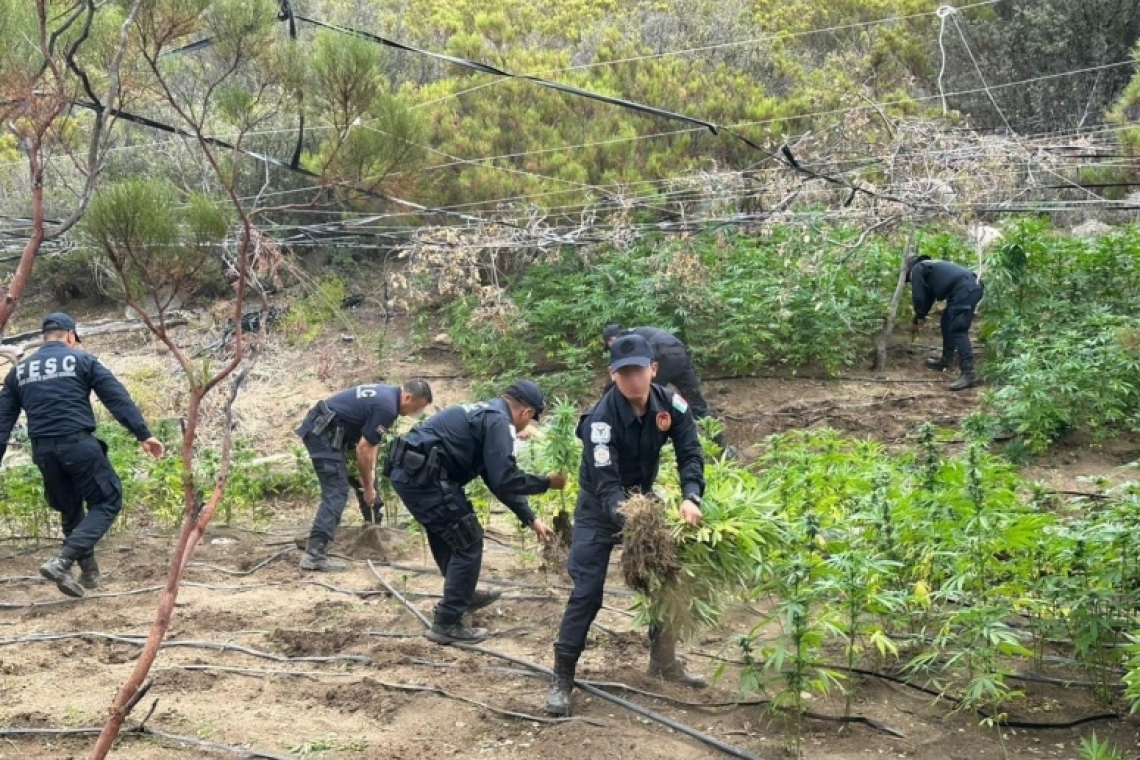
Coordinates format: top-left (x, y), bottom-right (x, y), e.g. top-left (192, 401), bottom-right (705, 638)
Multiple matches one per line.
top-left (619, 493), bottom-right (681, 594)
top-left (624, 461), bottom-right (782, 639)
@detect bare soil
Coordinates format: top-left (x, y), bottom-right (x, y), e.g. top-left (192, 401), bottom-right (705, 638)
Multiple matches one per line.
top-left (2, 306), bottom-right (1139, 759)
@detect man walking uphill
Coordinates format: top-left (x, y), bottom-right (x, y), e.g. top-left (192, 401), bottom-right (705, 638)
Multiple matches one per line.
top-left (907, 256), bottom-right (985, 391)
top-left (388, 380), bottom-right (564, 645)
top-left (546, 333), bottom-right (706, 717)
top-left (295, 379), bottom-right (433, 572)
top-left (0, 313), bottom-right (165, 598)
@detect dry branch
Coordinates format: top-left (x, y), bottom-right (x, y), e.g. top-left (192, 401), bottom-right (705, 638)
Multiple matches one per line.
top-left (872, 231), bottom-right (915, 372)
top-left (366, 559), bottom-right (432, 628)
top-left (185, 546), bottom-right (295, 577)
top-left (0, 725), bottom-right (292, 759)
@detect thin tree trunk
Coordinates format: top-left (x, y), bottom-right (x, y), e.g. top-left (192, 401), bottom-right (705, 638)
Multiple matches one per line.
top-left (872, 231), bottom-right (915, 372)
top-left (88, 234), bottom-right (254, 760)
top-left (0, 145), bottom-right (45, 333)
top-left (87, 374), bottom-right (249, 759)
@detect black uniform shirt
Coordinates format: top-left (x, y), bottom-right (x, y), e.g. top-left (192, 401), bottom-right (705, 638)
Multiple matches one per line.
top-left (575, 383), bottom-right (704, 533)
top-left (911, 260), bottom-right (978, 322)
top-left (399, 398), bottom-right (550, 526)
top-left (624, 326), bottom-right (685, 357)
top-left (0, 341), bottom-right (151, 460)
top-left (325, 384), bottom-right (400, 447)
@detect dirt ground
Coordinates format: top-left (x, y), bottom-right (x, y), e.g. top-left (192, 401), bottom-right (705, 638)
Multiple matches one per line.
top-left (2, 305), bottom-right (1140, 759)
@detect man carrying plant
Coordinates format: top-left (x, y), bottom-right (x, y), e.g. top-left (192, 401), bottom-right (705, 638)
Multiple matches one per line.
top-left (296, 379), bottom-right (433, 572)
top-left (545, 333), bottom-right (706, 717)
top-left (0, 313), bottom-right (165, 598)
top-left (388, 380), bottom-right (563, 644)
top-left (602, 324), bottom-right (718, 433)
top-left (907, 255), bottom-right (985, 391)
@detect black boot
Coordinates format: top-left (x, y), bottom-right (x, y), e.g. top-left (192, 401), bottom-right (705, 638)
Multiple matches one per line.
top-left (949, 360), bottom-right (979, 391)
top-left (40, 546), bottom-right (84, 598)
top-left (544, 650), bottom-right (578, 716)
top-left (298, 537), bottom-right (345, 572)
top-left (425, 620), bottom-right (489, 645)
top-left (648, 628), bottom-right (707, 689)
top-left (78, 555), bottom-right (101, 590)
top-left (468, 586), bottom-right (503, 613)
top-left (924, 356), bottom-right (952, 372)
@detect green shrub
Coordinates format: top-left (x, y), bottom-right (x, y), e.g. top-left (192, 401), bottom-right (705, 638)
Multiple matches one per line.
top-left (440, 227), bottom-right (906, 382)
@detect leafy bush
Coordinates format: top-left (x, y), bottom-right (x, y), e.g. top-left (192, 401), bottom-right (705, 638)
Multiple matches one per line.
top-left (282, 276), bottom-right (348, 346)
top-left (442, 227), bottom-right (904, 382)
top-left (525, 418), bottom-right (1140, 717)
top-left (980, 220), bottom-right (1140, 451)
top-left (31, 249), bottom-right (111, 304)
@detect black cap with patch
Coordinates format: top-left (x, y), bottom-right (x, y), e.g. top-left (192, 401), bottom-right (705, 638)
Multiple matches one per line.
top-left (602, 323), bottom-right (625, 346)
top-left (609, 334), bottom-right (653, 371)
top-left (504, 379), bottom-right (546, 419)
top-left (42, 312), bottom-right (80, 342)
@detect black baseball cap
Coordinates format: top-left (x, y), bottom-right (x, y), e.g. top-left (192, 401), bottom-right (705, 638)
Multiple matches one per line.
top-left (602, 323), bottom-right (625, 345)
top-left (609, 334), bottom-right (654, 371)
top-left (42, 312), bottom-right (80, 342)
top-left (504, 379), bottom-right (546, 419)
top-left (904, 254), bottom-right (932, 282)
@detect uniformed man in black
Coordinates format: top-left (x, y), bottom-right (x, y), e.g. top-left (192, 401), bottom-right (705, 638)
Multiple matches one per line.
top-left (907, 255), bottom-right (985, 391)
top-left (295, 379), bottom-right (433, 571)
top-left (388, 380), bottom-right (564, 644)
top-left (602, 324), bottom-right (730, 454)
top-left (0, 313), bottom-right (165, 598)
top-left (546, 333), bottom-right (706, 717)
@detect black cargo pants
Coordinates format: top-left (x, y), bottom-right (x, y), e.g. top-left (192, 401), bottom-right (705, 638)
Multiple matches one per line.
top-left (941, 280), bottom-right (985, 367)
top-left (32, 433), bottom-right (122, 559)
top-left (554, 523), bottom-right (620, 660)
top-left (391, 474), bottom-right (483, 625)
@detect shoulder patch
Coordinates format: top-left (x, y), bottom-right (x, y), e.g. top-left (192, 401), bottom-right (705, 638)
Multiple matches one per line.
top-left (672, 394), bottom-right (689, 414)
top-left (593, 444), bottom-right (612, 467)
top-left (590, 422), bottom-right (611, 444)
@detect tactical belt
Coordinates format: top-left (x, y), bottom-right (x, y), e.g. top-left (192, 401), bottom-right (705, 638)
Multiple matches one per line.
top-left (387, 436), bottom-right (481, 550)
top-left (304, 400), bottom-right (345, 449)
top-left (32, 432), bottom-right (90, 446)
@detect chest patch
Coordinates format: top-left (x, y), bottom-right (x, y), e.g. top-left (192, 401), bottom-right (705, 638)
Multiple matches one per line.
top-left (590, 422), bottom-right (611, 444)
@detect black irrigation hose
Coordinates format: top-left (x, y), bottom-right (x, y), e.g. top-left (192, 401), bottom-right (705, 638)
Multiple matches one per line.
top-left (456, 643), bottom-right (769, 760)
top-left (379, 561), bottom-right (635, 597)
top-left (408, 657), bottom-right (906, 738)
top-left (366, 561), bottom-right (766, 760)
top-left (0, 725), bottom-right (294, 759)
top-left (999, 713), bottom-right (1123, 730)
top-left (1004, 672), bottom-right (1125, 691)
top-left (161, 663), bottom-right (589, 726)
top-left (697, 651), bottom-right (1127, 732)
